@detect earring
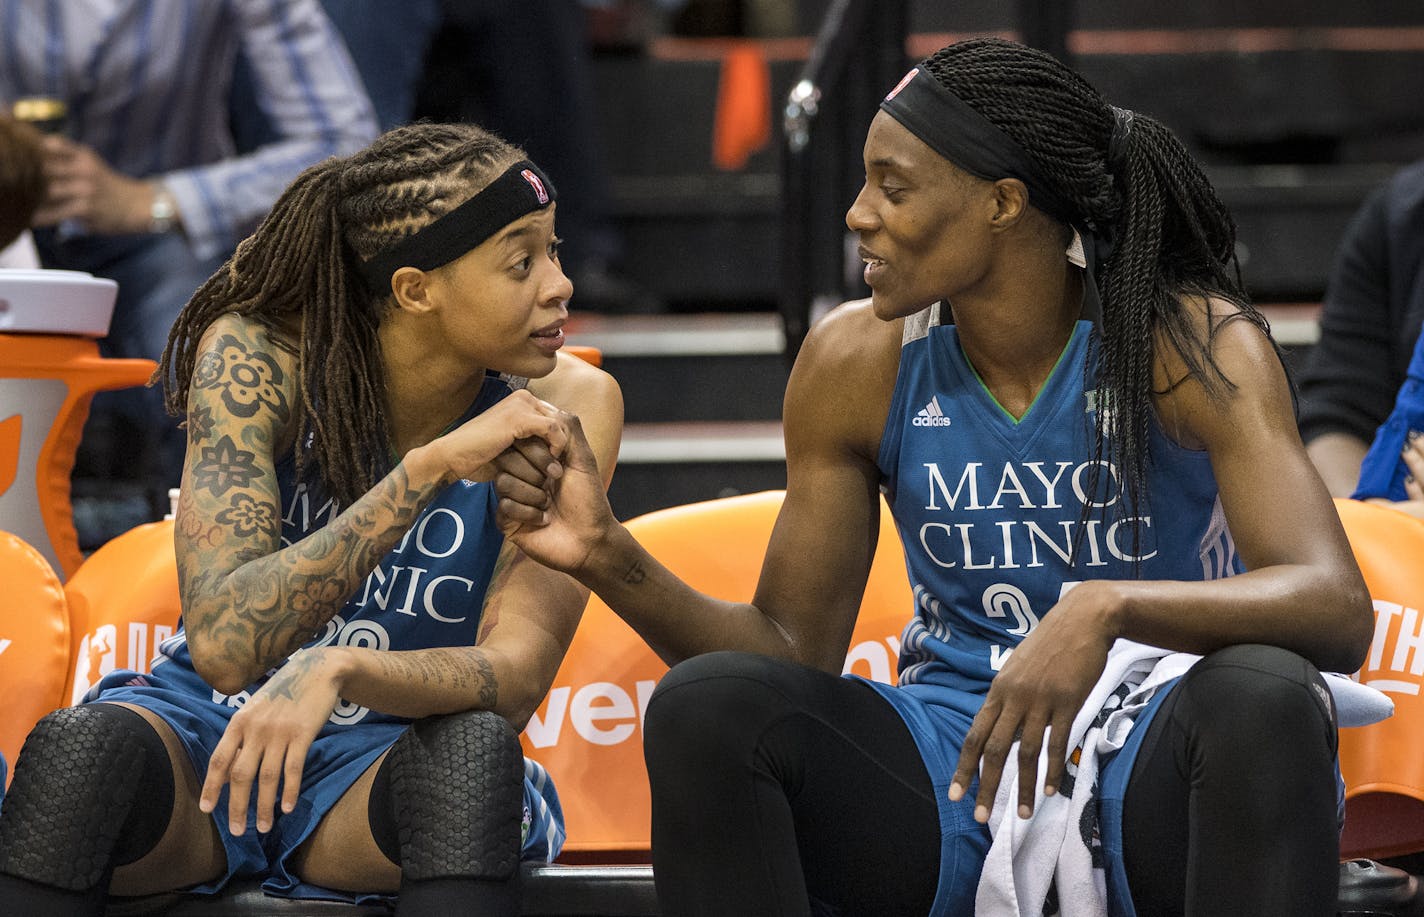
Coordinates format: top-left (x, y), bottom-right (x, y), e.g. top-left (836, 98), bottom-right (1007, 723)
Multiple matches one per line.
top-left (1066, 228), bottom-right (1087, 268)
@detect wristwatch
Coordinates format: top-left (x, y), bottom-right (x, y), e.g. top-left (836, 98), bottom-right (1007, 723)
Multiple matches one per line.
top-left (149, 184), bottom-right (179, 234)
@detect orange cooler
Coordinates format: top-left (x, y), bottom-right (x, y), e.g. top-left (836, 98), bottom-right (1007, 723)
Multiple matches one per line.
top-left (0, 269), bottom-right (155, 578)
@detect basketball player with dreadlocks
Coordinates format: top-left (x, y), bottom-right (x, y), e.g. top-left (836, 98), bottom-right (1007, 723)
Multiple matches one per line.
top-left (0, 123), bottom-right (622, 916)
top-left (494, 39), bottom-right (1374, 916)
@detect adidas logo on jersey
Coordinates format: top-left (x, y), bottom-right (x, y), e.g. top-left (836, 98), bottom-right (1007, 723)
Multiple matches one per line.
top-left (913, 396), bottom-right (952, 427)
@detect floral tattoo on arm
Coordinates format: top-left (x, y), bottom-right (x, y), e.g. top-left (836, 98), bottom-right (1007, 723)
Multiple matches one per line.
top-left (179, 324), bottom-right (442, 685)
top-left (194, 334), bottom-right (290, 421)
top-left (203, 465), bottom-right (439, 683)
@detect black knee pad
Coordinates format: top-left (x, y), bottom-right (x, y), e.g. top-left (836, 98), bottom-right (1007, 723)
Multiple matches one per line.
top-left (369, 710), bottom-right (524, 883)
top-left (0, 704), bottom-right (174, 891)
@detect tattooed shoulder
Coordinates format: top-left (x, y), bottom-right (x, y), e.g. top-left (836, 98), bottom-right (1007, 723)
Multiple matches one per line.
top-left (192, 318), bottom-right (295, 427)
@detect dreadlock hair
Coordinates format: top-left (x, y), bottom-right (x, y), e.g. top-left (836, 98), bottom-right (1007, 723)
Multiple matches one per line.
top-left (921, 38), bottom-right (1273, 563)
top-left (159, 122), bottom-right (526, 508)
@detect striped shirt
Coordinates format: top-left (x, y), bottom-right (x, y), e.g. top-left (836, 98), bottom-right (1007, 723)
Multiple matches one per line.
top-left (0, 0), bottom-right (378, 259)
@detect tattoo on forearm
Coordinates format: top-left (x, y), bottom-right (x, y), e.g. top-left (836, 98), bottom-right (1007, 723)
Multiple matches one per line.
top-left (624, 561), bottom-right (647, 585)
top-left (186, 405), bottom-right (215, 442)
top-left (195, 463), bottom-right (439, 679)
top-left (215, 493), bottom-right (277, 537)
top-left (477, 547), bottom-right (523, 643)
top-left (371, 649), bottom-right (500, 710)
top-left (179, 321), bottom-right (457, 690)
top-left (176, 504), bottom-right (225, 550)
top-left (476, 652), bottom-right (498, 708)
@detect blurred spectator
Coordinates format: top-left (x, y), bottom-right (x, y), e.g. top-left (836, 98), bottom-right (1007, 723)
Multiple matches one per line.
top-left (0, 0), bottom-right (377, 547)
top-left (0, 114), bottom-right (44, 267)
top-left (413, 0), bottom-right (659, 312)
top-left (1298, 158), bottom-right (1424, 519)
top-left (314, 0), bottom-right (444, 132)
top-left (234, 0), bottom-right (656, 311)
top-left (1351, 328), bottom-right (1424, 516)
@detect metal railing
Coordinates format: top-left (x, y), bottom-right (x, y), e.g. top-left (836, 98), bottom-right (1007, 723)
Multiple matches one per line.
top-left (778, 0), bottom-right (908, 361)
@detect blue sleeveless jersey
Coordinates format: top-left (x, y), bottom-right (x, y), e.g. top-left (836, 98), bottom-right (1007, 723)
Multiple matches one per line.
top-left (878, 318), bottom-right (1241, 717)
top-left (90, 372), bottom-right (565, 899)
top-left (862, 314), bottom-right (1242, 914)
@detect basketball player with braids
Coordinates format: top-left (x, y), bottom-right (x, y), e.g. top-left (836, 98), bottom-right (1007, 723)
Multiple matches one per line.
top-left (0, 123), bottom-right (622, 915)
top-left (495, 39), bottom-right (1373, 916)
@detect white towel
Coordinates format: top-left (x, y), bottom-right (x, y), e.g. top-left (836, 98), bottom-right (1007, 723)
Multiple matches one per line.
top-left (974, 642), bottom-right (1393, 917)
top-left (975, 640), bottom-right (1170, 917)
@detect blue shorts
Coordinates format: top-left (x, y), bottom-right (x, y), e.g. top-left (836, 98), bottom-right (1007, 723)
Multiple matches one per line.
top-left (860, 678), bottom-right (1171, 917)
top-left (90, 663), bottom-right (564, 903)
top-left (858, 679), bottom-right (991, 915)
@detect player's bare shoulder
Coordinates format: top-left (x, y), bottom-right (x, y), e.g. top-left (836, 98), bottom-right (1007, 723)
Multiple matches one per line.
top-left (1152, 293), bottom-right (1287, 448)
top-left (526, 348), bottom-right (623, 419)
top-left (795, 298), bottom-right (905, 382)
top-left (786, 298), bottom-right (906, 458)
top-left (1151, 293), bottom-right (1279, 391)
top-left (189, 312), bottom-right (300, 441)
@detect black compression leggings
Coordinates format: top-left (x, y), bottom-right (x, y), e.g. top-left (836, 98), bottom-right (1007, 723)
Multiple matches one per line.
top-left (643, 646), bottom-right (1340, 917)
top-left (1121, 643), bottom-right (1341, 917)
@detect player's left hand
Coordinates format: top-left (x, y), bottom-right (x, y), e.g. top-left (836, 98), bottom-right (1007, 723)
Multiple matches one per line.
top-left (199, 647), bottom-right (344, 836)
top-left (949, 581), bottom-right (1118, 824)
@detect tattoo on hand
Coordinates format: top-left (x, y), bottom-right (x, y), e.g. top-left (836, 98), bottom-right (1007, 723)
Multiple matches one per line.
top-left (265, 648), bottom-right (320, 702)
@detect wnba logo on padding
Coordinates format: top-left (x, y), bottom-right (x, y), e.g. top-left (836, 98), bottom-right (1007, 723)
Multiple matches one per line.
top-left (521, 169), bottom-right (549, 204)
top-left (69, 622), bottom-right (176, 705)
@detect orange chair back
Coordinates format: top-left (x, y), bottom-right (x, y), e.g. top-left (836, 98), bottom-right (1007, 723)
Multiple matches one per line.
top-left (63, 520), bottom-right (181, 706)
top-left (0, 530), bottom-right (70, 782)
top-left (1335, 498), bottom-right (1424, 859)
top-left (520, 490), bottom-right (911, 856)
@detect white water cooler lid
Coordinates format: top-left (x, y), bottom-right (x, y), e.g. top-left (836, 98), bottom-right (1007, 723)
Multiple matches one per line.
top-left (0, 269), bottom-right (119, 337)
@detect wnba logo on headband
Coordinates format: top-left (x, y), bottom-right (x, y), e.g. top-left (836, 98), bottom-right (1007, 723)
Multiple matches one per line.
top-left (359, 159), bottom-right (558, 291)
top-left (521, 169), bottom-right (550, 205)
top-left (885, 68), bottom-right (918, 102)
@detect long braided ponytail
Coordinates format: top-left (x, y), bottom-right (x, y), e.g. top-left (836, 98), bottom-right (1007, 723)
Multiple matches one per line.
top-left (921, 39), bottom-right (1273, 559)
top-left (159, 123), bottom-right (525, 507)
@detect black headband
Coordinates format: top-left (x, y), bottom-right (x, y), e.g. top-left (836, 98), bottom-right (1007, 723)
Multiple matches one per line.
top-left (879, 68), bottom-right (1079, 228)
top-left (360, 159), bottom-right (557, 291)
